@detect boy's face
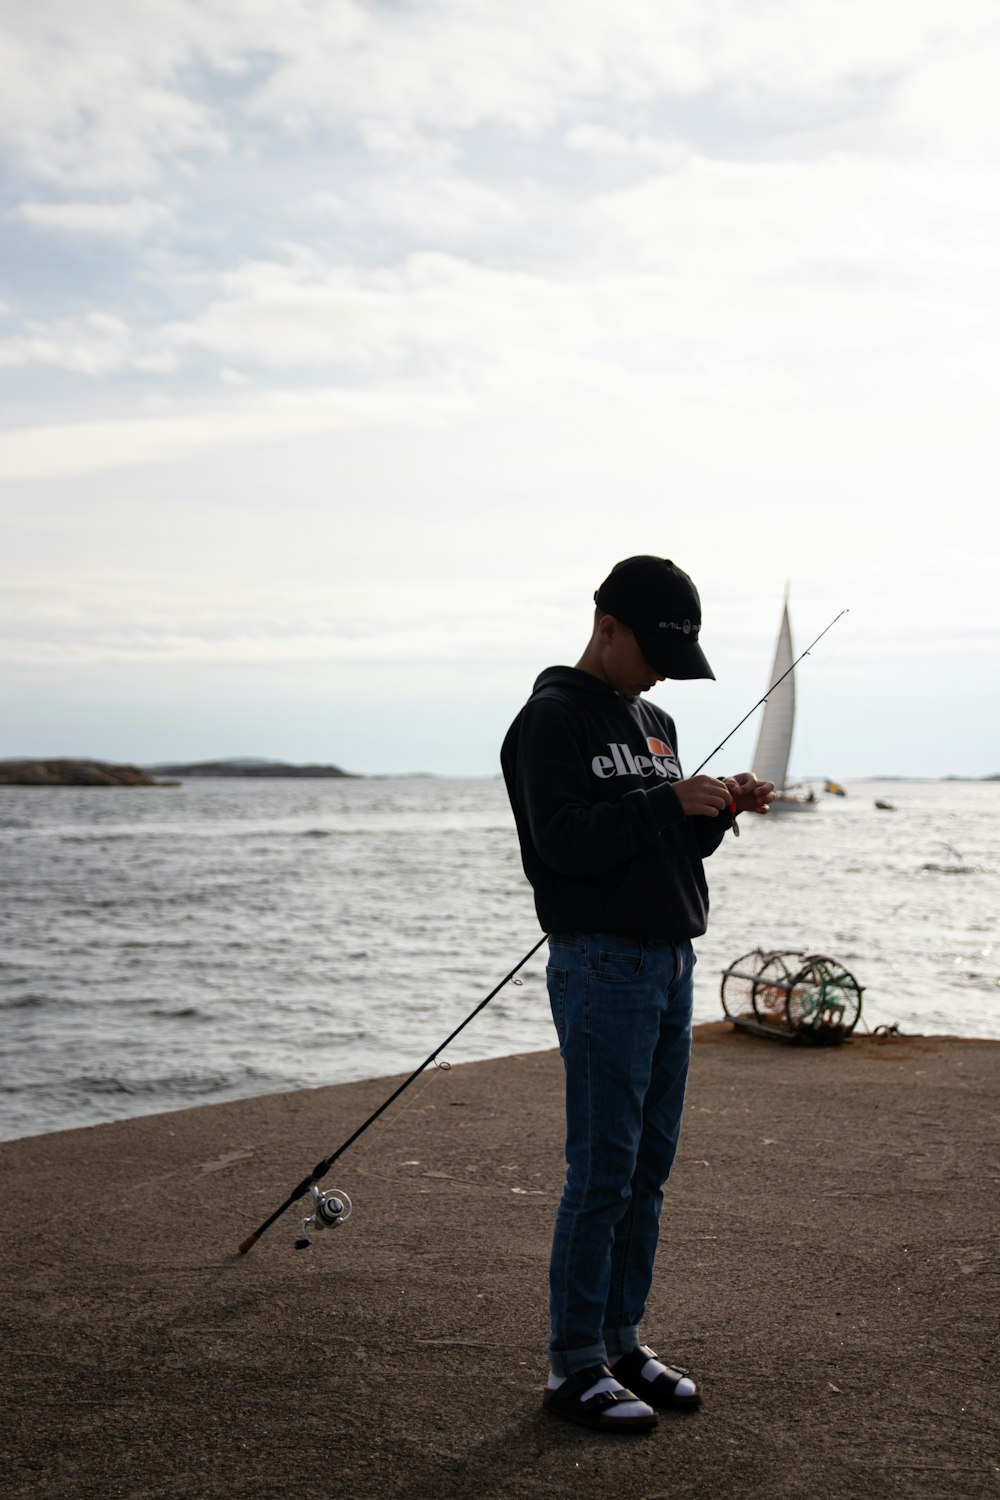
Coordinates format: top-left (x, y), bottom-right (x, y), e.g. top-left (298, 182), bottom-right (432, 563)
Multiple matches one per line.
top-left (597, 616), bottom-right (665, 698)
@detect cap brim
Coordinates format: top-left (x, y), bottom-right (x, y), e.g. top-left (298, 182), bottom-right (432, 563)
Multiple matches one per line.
top-left (636, 632), bottom-right (715, 681)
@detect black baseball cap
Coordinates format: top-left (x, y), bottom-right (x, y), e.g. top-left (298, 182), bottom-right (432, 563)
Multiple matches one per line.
top-left (594, 556), bottom-right (715, 680)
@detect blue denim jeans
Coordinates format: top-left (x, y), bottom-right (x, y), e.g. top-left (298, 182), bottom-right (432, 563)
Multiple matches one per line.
top-left (545, 932), bottom-right (695, 1378)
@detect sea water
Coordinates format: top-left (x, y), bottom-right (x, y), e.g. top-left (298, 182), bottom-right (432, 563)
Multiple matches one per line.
top-left (1, 777), bottom-right (997, 1140)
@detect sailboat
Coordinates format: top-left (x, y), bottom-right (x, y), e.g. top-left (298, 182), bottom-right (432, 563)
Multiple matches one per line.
top-left (752, 590), bottom-right (818, 812)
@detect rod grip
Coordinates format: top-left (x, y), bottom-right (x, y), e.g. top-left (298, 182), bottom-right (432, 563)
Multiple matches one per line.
top-left (236, 1174), bottom-right (316, 1255)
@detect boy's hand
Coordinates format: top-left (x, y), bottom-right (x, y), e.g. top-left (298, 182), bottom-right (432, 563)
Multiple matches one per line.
top-left (672, 775), bottom-right (733, 817)
top-left (721, 772), bottom-right (775, 814)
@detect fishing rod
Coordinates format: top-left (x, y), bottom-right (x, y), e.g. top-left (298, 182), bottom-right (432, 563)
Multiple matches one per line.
top-left (237, 933), bottom-right (548, 1255)
top-left (237, 607), bottom-right (847, 1256)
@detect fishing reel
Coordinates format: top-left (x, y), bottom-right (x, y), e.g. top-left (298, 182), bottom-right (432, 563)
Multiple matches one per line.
top-left (295, 1182), bottom-right (353, 1249)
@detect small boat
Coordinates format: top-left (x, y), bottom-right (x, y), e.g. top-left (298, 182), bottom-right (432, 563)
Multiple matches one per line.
top-left (874, 798), bottom-right (896, 811)
top-left (752, 589), bottom-right (818, 812)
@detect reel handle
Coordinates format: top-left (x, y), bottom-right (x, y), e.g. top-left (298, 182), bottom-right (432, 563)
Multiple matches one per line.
top-left (295, 1184), bottom-right (353, 1249)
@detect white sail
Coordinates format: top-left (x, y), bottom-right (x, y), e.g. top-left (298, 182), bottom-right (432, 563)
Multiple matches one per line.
top-left (752, 595), bottom-right (795, 793)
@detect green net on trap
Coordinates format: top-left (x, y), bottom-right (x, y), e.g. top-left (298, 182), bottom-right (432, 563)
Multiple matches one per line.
top-left (720, 948), bottom-right (863, 1041)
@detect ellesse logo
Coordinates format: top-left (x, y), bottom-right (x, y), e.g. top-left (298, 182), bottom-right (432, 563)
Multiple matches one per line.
top-left (590, 737), bottom-right (680, 780)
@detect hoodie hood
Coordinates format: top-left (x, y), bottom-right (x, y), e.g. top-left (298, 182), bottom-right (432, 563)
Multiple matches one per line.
top-left (531, 665), bottom-right (617, 699)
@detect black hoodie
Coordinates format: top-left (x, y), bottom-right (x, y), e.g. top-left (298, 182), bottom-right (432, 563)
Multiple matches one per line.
top-left (501, 666), bottom-right (731, 939)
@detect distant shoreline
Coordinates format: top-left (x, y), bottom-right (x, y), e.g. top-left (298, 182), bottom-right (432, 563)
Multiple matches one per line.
top-left (0, 758), bottom-right (356, 786)
top-left (147, 758), bottom-right (356, 780)
top-left (1, 758), bottom-right (997, 786)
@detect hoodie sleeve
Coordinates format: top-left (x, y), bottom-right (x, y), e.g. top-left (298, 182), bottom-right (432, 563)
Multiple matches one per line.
top-left (693, 811), bottom-right (732, 859)
top-left (512, 694), bottom-right (687, 877)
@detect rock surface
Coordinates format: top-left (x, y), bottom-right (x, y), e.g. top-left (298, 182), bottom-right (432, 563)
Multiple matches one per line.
top-left (0, 758), bottom-right (164, 786)
top-left (149, 759), bottom-right (354, 778)
top-left (2, 1025), bottom-right (996, 1499)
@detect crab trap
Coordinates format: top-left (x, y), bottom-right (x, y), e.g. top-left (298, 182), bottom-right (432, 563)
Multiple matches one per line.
top-left (720, 948), bottom-right (864, 1045)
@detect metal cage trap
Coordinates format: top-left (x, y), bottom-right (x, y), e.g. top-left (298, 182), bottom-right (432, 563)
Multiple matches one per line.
top-left (720, 948), bottom-right (864, 1044)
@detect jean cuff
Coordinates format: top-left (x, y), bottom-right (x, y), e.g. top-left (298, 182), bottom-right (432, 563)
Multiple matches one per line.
top-left (603, 1325), bottom-right (641, 1359)
top-left (548, 1340), bottom-right (608, 1378)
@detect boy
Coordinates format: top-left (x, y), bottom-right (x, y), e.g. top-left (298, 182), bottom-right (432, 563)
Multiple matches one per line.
top-left (501, 555), bottom-right (773, 1433)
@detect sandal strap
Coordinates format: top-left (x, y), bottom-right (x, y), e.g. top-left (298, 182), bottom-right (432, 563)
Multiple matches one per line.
top-left (611, 1346), bottom-right (701, 1411)
top-left (556, 1364), bottom-right (639, 1411)
top-left (637, 1345), bottom-right (690, 1380)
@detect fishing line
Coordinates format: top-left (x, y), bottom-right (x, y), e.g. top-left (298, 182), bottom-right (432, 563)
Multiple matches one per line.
top-left (690, 609), bottom-right (848, 776)
top-left (237, 608), bottom-right (847, 1256)
top-left (338, 1056), bottom-right (452, 1180)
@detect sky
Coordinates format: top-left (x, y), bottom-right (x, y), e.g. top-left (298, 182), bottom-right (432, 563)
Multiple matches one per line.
top-left (1, 0), bottom-right (998, 780)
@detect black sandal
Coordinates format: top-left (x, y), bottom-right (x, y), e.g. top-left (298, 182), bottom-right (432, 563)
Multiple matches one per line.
top-left (542, 1364), bottom-right (658, 1433)
top-left (610, 1346), bottom-right (702, 1411)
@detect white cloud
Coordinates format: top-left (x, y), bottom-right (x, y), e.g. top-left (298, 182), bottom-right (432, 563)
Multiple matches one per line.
top-left (0, 47), bottom-right (226, 189)
top-left (0, 386), bottom-right (478, 481)
top-left (142, 137), bottom-right (1000, 392)
top-left (294, 174), bottom-right (521, 250)
top-left (2, 143), bottom-right (995, 458)
top-left (246, 0), bottom-right (1000, 152)
top-left (0, 605), bottom-right (520, 669)
top-left (888, 52), bottom-right (1000, 153)
top-left (590, 152), bottom-right (1000, 287)
top-left (16, 197), bottom-right (172, 237)
top-left (565, 125), bottom-right (687, 172)
top-left (0, 311), bottom-right (176, 376)
top-left (0, 3), bottom-right (275, 189)
top-left (1, 0), bottom-right (999, 785)
top-left (160, 250), bottom-right (595, 374)
top-left (3, 0), bottom-right (998, 202)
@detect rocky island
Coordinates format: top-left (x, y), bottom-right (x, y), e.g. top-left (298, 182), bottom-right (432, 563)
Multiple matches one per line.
top-left (0, 757), bottom-right (356, 785)
top-left (148, 758), bottom-right (355, 778)
top-left (0, 759), bottom-right (165, 787)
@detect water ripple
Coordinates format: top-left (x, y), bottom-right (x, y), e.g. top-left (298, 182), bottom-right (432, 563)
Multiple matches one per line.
top-left (2, 776), bottom-right (998, 1140)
